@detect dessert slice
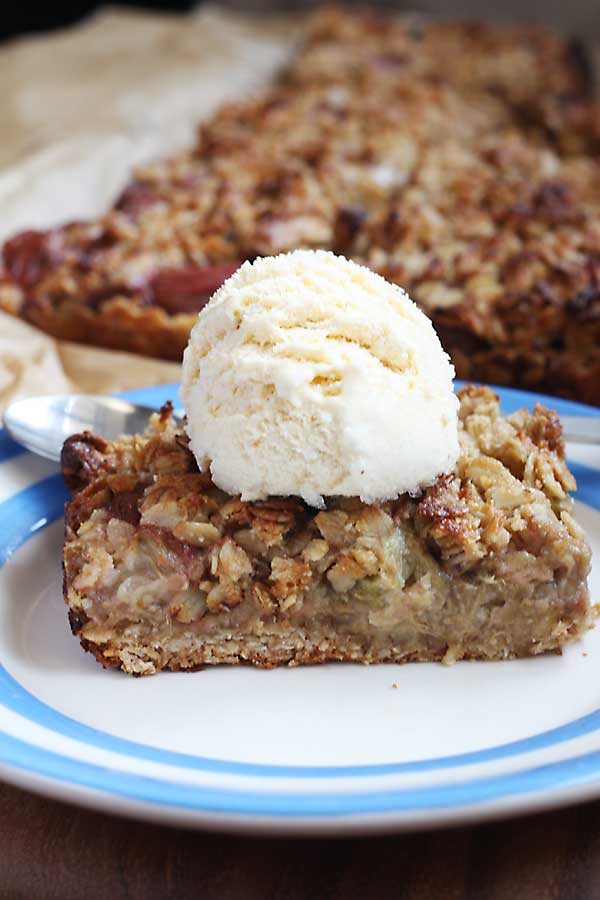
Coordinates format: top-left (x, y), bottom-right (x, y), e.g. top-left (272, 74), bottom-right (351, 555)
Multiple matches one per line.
top-left (61, 387), bottom-right (592, 675)
top-left (1, 9), bottom-right (598, 403)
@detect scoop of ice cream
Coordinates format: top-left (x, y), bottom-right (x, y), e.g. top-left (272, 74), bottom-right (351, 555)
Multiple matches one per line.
top-left (180, 250), bottom-right (459, 507)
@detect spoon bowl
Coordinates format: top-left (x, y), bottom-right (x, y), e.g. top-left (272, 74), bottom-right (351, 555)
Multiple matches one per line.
top-left (3, 395), bottom-right (182, 463)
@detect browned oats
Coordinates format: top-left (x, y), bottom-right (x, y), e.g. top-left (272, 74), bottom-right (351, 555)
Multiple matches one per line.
top-left (1, 9), bottom-right (599, 402)
top-left (61, 386), bottom-right (592, 675)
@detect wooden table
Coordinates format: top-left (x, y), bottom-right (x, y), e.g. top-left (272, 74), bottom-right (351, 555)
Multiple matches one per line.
top-left (1, 782), bottom-right (600, 900)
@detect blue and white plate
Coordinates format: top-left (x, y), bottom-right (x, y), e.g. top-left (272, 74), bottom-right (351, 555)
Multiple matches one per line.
top-left (0, 383), bottom-right (598, 835)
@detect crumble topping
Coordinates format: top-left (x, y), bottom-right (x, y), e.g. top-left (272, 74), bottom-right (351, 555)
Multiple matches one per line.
top-left (62, 386), bottom-right (591, 674)
top-left (1, 9), bottom-right (598, 402)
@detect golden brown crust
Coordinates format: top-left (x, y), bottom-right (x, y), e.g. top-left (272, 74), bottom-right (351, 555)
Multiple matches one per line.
top-left (61, 387), bottom-right (592, 675)
top-left (1, 9), bottom-right (599, 401)
top-left (20, 295), bottom-right (195, 362)
top-left (75, 621), bottom-right (587, 677)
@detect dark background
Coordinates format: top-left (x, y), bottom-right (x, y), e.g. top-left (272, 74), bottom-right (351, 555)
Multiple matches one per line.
top-left (4, 0), bottom-right (600, 49)
top-left (0, 1), bottom-right (197, 42)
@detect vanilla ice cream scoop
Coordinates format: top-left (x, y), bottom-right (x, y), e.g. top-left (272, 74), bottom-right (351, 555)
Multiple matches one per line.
top-left (180, 250), bottom-right (459, 507)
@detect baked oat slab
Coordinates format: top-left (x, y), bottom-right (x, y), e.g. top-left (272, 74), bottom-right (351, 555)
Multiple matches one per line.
top-left (1, 9), bottom-right (599, 402)
top-left (61, 386), bottom-right (592, 675)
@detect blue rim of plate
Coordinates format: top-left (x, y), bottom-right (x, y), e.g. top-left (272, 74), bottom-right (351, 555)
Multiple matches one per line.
top-left (0, 381), bottom-right (599, 820)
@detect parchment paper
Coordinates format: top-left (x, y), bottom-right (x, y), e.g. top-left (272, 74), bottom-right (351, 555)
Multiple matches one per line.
top-left (0, 4), bottom-right (298, 412)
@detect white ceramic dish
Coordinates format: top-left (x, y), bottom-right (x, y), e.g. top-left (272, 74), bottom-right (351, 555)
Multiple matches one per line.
top-left (0, 383), bottom-right (598, 835)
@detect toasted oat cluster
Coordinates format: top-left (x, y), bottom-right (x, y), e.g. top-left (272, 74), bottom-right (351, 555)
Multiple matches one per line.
top-left (61, 386), bottom-right (592, 675)
top-left (1, 9), bottom-right (599, 402)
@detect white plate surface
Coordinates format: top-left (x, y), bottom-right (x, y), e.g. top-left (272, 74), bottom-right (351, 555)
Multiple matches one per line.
top-left (0, 382), bottom-right (598, 835)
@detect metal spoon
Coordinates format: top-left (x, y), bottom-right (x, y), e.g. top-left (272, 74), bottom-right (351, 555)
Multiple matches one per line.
top-left (2, 394), bottom-right (599, 464)
top-left (3, 395), bottom-right (182, 463)
top-left (561, 416), bottom-right (600, 445)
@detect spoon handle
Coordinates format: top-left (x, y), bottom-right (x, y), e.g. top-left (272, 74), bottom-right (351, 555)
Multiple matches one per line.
top-left (561, 416), bottom-right (600, 445)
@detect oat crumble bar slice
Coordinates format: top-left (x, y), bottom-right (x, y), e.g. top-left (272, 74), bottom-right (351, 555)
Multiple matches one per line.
top-left (60, 387), bottom-right (592, 676)
top-left (1, 10), bottom-right (599, 402)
